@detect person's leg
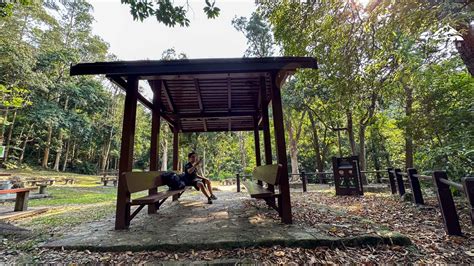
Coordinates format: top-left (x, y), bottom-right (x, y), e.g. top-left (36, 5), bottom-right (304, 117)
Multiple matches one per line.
top-left (198, 176), bottom-right (215, 199)
top-left (196, 181), bottom-right (212, 203)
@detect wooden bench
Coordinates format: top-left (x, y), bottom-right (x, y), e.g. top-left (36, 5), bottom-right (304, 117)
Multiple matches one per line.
top-left (0, 188), bottom-right (32, 211)
top-left (63, 178), bottom-right (76, 185)
top-left (242, 164), bottom-right (283, 216)
top-left (124, 171), bottom-right (187, 226)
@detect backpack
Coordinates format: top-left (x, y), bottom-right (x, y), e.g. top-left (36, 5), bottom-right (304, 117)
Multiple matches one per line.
top-left (161, 172), bottom-right (185, 191)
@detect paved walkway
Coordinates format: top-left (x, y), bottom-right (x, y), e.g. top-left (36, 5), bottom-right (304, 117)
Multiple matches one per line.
top-left (43, 191), bottom-right (409, 251)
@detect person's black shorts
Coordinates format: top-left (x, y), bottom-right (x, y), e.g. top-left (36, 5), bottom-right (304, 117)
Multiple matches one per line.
top-left (184, 178), bottom-right (202, 191)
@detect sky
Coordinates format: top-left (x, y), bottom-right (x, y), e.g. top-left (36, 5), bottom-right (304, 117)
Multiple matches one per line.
top-left (90, 0), bottom-right (257, 60)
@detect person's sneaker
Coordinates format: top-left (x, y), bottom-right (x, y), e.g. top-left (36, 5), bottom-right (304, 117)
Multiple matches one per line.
top-left (207, 197), bottom-right (213, 204)
top-left (210, 194), bottom-right (218, 200)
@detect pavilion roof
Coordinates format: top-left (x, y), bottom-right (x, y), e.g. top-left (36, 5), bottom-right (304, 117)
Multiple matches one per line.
top-left (70, 57), bottom-right (317, 132)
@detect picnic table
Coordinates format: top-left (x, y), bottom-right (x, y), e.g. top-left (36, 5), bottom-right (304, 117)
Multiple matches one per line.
top-left (101, 176), bottom-right (117, 187)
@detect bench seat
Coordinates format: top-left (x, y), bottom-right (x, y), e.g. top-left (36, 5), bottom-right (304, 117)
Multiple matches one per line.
top-left (242, 181), bottom-right (275, 198)
top-left (131, 189), bottom-right (185, 205)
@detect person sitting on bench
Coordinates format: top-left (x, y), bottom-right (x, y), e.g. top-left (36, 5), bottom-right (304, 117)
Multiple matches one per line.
top-left (183, 152), bottom-right (217, 204)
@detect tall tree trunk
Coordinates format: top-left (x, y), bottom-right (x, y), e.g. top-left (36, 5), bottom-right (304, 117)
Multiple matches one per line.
top-left (404, 85), bottom-right (414, 169)
top-left (62, 138), bottom-right (70, 171)
top-left (346, 110), bottom-right (357, 156)
top-left (161, 130), bottom-right (168, 170)
top-left (308, 112), bottom-right (324, 172)
top-left (0, 107), bottom-right (9, 145)
top-left (42, 122), bottom-right (53, 168)
top-left (53, 130), bottom-right (63, 171)
top-left (286, 118), bottom-right (299, 175)
top-left (4, 109), bottom-right (17, 160)
top-left (455, 23), bottom-right (474, 76)
top-left (238, 132), bottom-right (247, 172)
top-left (358, 124), bottom-right (368, 184)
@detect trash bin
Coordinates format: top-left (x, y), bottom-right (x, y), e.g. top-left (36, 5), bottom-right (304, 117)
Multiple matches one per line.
top-left (332, 156), bottom-right (363, 196)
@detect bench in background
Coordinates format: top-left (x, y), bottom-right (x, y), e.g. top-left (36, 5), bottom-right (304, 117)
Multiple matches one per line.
top-left (243, 164), bottom-right (283, 217)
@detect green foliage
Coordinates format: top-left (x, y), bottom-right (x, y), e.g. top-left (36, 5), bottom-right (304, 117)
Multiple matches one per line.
top-left (121, 0), bottom-right (220, 26)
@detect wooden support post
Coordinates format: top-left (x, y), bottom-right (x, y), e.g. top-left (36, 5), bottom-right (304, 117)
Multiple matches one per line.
top-left (115, 76), bottom-right (138, 230)
top-left (387, 167), bottom-right (397, 194)
top-left (254, 117), bottom-right (262, 185)
top-left (394, 168), bottom-right (405, 196)
top-left (301, 171), bottom-right (307, 193)
top-left (14, 191), bottom-right (29, 211)
top-left (236, 173), bottom-right (241, 192)
top-left (462, 177), bottom-right (474, 225)
top-left (407, 168), bottom-right (424, 205)
top-left (270, 72), bottom-right (292, 224)
top-left (148, 80), bottom-right (161, 214)
top-left (433, 171), bottom-right (462, 236)
top-left (262, 83), bottom-right (275, 209)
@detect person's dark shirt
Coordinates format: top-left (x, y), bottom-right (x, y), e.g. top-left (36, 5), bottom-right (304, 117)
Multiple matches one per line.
top-left (183, 162), bottom-right (197, 181)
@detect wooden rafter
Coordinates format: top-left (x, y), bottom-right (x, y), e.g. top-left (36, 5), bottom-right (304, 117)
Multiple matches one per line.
top-left (163, 80), bottom-right (176, 113)
top-left (165, 111), bottom-right (257, 118)
top-left (108, 76), bottom-right (153, 110)
top-left (194, 79), bottom-right (204, 112)
top-left (203, 118), bottom-right (207, 132)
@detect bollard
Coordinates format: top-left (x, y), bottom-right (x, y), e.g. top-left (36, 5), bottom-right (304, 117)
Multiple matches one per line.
top-left (387, 168), bottom-right (397, 194)
top-left (394, 168), bottom-right (405, 196)
top-left (301, 171), bottom-right (307, 193)
top-left (433, 171), bottom-right (462, 236)
top-left (462, 177), bottom-right (474, 225)
top-left (236, 173), bottom-right (240, 192)
top-left (407, 168), bottom-right (424, 205)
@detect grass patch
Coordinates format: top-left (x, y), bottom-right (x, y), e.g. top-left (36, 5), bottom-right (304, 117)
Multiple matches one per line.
top-left (27, 187), bottom-right (117, 207)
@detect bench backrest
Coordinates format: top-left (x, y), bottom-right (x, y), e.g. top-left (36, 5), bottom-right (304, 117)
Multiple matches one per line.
top-left (252, 164), bottom-right (282, 186)
top-left (124, 171), bottom-right (167, 193)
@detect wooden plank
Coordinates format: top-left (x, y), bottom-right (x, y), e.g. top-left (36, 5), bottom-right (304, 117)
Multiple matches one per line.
top-left (165, 111), bottom-right (257, 118)
top-left (108, 76), bottom-right (153, 110)
top-left (0, 188), bottom-right (31, 194)
top-left (131, 189), bottom-right (184, 205)
top-left (270, 71), bottom-right (292, 224)
top-left (227, 78), bottom-right (232, 112)
top-left (242, 181), bottom-right (273, 198)
top-left (254, 116), bottom-right (262, 186)
top-left (115, 76), bottom-right (138, 230)
top-left (252, 164), bottom-right (281, 185)
top-left (124, 171), bottom-right (164, 193)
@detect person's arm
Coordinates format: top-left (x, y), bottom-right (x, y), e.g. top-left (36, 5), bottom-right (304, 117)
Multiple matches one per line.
top-left (186, 159), bottom-right (201, 174)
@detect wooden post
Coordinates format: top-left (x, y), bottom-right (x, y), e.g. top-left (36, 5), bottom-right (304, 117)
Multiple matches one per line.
top-left (172, 127), bottom-right (179, 171)
top-left (236, 173), bottom-right (241, 192)
top-left (394, 168), bottom-right (405, 196)
top-left (262, 80), bottom-right (275, 209)
top-left (14, 191), bottom-right (29, 211)
top-left (433, 171), bottom-right (462, 236)
top-left (462, 177), bottom-right (474, 225)
top-left (407, 168), bottom-right (424, 205)
top-left (301, 171), bottom-right (307, 192)
top-left (254, 117), bottom-right (262, 185)
top-left (115, 76), bottom-right (138, 230)
top-left (270, 72), bottom-right (292, 224)
top-left (387, 167), bottom-right (397, 194)
top-left (148, 80), bottom-right (161, 214)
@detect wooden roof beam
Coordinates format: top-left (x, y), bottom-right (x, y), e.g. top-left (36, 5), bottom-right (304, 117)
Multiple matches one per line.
top-left (107, 75), bottom-right (153, 110)
top-left (163, 80), bottom-right (176, 113)
top-left (165, 111), bottom-right (257, 118)
top-left (203, 118), bottom-right (207, 132)
top-left (194, 79), bottom-right (204, 112)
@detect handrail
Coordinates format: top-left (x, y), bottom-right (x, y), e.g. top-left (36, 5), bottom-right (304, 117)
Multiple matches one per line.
top-left (412, 174), bottom-right (431, 180)
top-left (439, 178), bottom-right (464, 192)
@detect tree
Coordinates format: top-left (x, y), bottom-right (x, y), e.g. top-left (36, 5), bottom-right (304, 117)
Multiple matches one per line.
top-left (121, 0), bottom-right (220, 27)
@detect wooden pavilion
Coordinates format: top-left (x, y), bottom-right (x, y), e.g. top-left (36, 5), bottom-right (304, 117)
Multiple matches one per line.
top-left (70, 57), bottom-right (318, 230)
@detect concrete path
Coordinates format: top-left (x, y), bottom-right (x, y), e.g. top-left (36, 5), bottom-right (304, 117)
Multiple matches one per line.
top-left (43, 191), bottom-right (409, 251)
